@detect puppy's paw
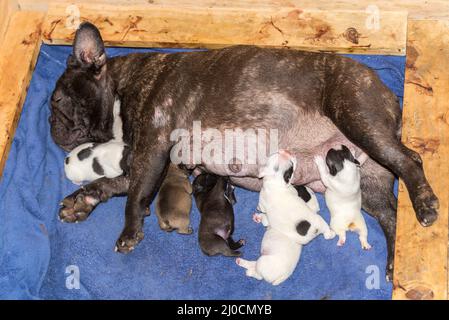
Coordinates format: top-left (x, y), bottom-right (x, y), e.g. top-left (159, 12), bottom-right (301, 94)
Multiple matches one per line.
top-left (114, 228), bottom-right (144, 253)
top-left (252, 213), bottom-right (263, 223)
top-left (314, 155), bottom-right (325, 167)
top-left (58, 190), bottom-right (99, 223)
top-left (337, 238), bottom-right (346, 246)
top-left (324, 230), bottom-right (336, 240)
top-left (361, 242), bottom-right (372, 250)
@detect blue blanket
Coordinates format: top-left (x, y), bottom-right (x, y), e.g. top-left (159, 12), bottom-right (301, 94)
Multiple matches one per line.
top-left (0, 45), bottom-right (404, 300)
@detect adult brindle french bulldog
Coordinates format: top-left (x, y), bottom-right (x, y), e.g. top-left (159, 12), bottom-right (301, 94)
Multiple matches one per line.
top-left (50, 22), bottom-right (438, 280)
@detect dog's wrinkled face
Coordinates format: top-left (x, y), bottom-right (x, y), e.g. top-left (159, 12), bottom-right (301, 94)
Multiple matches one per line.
top-left (325, 145), bottom-right (360, 176)
top-left (49, 22), bottom-right (115, 152)
top-left (258, 150), bottom-right (297, 183)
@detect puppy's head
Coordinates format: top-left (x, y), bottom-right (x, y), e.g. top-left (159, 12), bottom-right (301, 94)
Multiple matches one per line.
top-left (258, 150), bottom-right (297, 184)
top-left (49, 22), bottom-right (115, 152)
top-left (325, 145), bottom-right (360, 176)
top-left (192, 174), bottom-right (236, 205)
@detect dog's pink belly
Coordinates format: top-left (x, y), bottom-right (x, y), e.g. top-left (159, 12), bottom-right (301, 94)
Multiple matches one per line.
top-left (185, 112), bottom-right (367, 191)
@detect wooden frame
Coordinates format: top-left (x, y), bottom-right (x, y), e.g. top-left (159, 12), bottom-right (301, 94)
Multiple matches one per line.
top-left (0, 0), bottom-right (448, 300)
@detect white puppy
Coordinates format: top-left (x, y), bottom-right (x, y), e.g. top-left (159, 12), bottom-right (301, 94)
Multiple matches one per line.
top-left (314, 145), bottom-right (371, 250)
top-left (236, 150), bottom-right (335, 285)
top-left (64, 98), bottom-right (128, 185)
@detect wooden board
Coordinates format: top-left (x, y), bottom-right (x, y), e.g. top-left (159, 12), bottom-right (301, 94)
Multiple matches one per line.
top-left (17, 0), bottom-right (449, 20)
top-left (392, 20), bottom-right (449, 300)
top-left (0, 11), bottom-right (45, 177)
top-left (0, 0), bottom-right (19, 48)
top-left (41, 2), bottom-right (408, 55)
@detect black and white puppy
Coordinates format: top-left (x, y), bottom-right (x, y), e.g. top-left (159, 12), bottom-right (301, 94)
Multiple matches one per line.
top-left (193, 173), bottom-right (244, 257)
top-left (64, 99), bottom-right (129, 185)
top-left (314, 145), bottom-right (371, 249)
top-left (236, 150), bottom-right (335, 285)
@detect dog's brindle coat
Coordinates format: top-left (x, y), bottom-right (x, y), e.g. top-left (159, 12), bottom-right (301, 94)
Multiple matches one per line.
top-left (50, 23), bottom-right (438, 280)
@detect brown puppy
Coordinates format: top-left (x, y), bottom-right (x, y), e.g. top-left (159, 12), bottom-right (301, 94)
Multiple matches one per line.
top-left (155, 163), bottom-right (193, 234)
top-left (193, 173), bottom-right (244, 257)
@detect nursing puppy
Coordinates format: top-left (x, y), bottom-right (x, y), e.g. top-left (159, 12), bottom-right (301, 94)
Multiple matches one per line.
top-left (236, 151), bottom-right (335, 285)
top-left (294, 185), bottom-right (320, 214)
top-left (155, 163), bottom-right (193, 234)
top-left (192, 173), bottom-right (244, 257)
top-left (64, 141), bottom-right (129, 185)
top-left (314, 145), bottom-right (371, 249)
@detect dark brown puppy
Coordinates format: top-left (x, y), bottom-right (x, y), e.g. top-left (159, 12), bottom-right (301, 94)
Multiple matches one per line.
top-left (193, 173), bottom-right (244, 257)
top-left (155, 163), bottom-right (193, 234)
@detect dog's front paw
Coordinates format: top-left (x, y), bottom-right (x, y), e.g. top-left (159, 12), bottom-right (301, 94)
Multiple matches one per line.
top-left (58, 190), bottom-right (99, 223)
top-left (114, 228), bottom-right (144, 253)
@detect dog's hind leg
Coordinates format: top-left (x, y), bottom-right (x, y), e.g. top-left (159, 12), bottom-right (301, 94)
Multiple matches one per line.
top-left (325, 72), bottom-right (438, 227)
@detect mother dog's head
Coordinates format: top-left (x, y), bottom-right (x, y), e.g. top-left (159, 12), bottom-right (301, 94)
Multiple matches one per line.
top-left (49, 22), bottom-right (115, 151)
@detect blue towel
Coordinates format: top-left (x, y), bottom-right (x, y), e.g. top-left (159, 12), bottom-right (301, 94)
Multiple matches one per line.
top-left (0, 45), bottom-right (404, 300)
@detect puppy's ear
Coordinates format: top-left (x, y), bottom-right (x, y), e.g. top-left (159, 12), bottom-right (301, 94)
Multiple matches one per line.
top-left (353, 158), bottom-right (361, 166)
top-left (341, 145), bottom-right (350, 153)
top-left (283, 166), bottom-right (294, 184)
top-left (224, 182), bottom-right (237, 205)
top-left (327, 164), bottom-right (338, 176)
top-left (70, 22), bottom-right (107, 76)
top-left (192, 176), bottom-right (204, 194)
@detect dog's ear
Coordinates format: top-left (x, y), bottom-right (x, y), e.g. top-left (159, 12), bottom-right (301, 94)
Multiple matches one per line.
top-left (353, 158), bottom-right (361, 166)
top-left (224, 182), bottom-right (237, 205)
top-left (68, 22), bottom-right (107, 76)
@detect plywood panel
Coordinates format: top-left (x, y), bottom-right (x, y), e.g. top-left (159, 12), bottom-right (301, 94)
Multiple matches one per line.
top-left (392, 20), bottom-right (449, 300)
top-left (17, 0), bottom-right (449, 20)
top-left (41, 2), bottom-right (407, 55)
top-left (0, 11), bottom-right (44, 177)
top-left (0, 0), bottom-right (19, 48)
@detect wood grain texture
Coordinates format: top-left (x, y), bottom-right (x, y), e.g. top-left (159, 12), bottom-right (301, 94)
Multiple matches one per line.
top-left (392, 20), bottom-right (449, 300)
top-left (0, 11), bottom-right (44, 177)
top-left (0, 0), bottom-right (19, 48)
top-left (17, 0), bottom-right (449, 20)
top-left (41, 2), bottom-right (407, 55)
